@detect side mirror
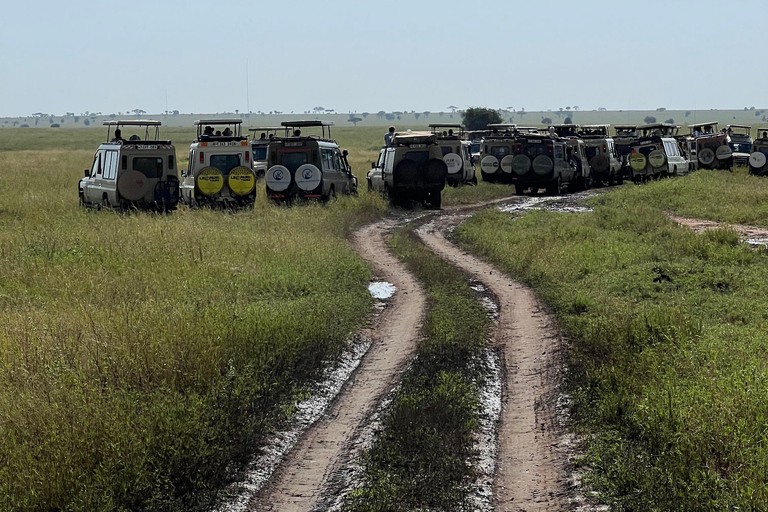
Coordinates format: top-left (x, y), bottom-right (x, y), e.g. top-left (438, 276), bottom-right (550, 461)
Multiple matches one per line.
top-left (180, 169), bottom-right (187, 177)
top-left (84, 169), bottom-right (89, 177)
top-left (342, 149), bottom-right (349, 157)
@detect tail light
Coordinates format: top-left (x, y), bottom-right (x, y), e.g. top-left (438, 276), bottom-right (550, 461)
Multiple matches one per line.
top-left (515, 143), bottom-right (522, 154)
top-left (547, 142), bottom-right (553, 154)
top-left (245, 151), bottom-right (250, 163)
top-left (199, 152), bottom-right (204, 163)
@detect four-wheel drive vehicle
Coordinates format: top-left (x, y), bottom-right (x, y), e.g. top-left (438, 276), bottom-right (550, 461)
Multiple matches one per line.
top-left (578, 124), bottom-right (622, 185)
top-left (79, 120), bottom-right (179, 211)
top-left (612, 125), bottom-right (638, 178)
top-left (688, 122), bottom-right (733, 170)
top-left (265, 121), bottom-right (357, 202)
top-left (507, 134), bottom-right (578, 195)
top-left (249, 126), bottom-right (283, 178)
top-left (749, 128), bottom-right (768, 176)
top-left (429, 123), bottom-right (477, 186)
top-left (628, 130), bottom-right (689, 182)
top-left (367, 132), bottom-right (448, 209)
top-left (468, 130), bottom-right (487, 164)
top-left (181, 119), bottom-right (257, 207)
top-left (479, 124), bottom-right (517, 183)
top-left (726, 125), bottom-right (753, 166)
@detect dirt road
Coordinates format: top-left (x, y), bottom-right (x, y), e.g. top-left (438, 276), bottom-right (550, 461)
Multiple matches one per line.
top-left (417, 215), bottom-right (568, 511)
top-left (247, 219), bottom-right (426, 512)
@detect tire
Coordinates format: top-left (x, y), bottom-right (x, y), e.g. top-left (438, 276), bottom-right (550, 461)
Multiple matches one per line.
top-left (547, 176), bottom-right (563, 195)
top-left (367, 179), bottom-right (373, 191)
top-left (101, 195), bottom-right (110, 210)
top-left (515, 183), bottom-right (525, 195)
top-left (429, 192), bottom-right (442, 210)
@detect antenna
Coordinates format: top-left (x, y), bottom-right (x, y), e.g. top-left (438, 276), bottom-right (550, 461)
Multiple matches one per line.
top-left (246, 60), bottom-right (250, 114)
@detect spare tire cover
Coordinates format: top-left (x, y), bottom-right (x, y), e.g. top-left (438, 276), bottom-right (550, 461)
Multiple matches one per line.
top-left (509, 154), bottom-right (531, 175)
top-left (698, 148), bottom-right (716, 165)
top-left (423, 158), bottom-right (448, 186)
top-left (630, 153), bottom-right (647, 171)
top-left (196, 167), bottom-right (224, 196)
top-left (749, 152), bottom-right (767, 168)
top-left (716, 145), bottom-right (733, 160)
top-left (648, 149), bottom-right (666, 168)
top-left (266, 165), bottom-right (291, 192)
top-left (532, 155), bottom-right (554, 175)
top-left (295, 164), bottom-right (322, 191)
top-left (394, 159), bottom-right (419, 186)
top-left (480, 155), bottom-right (499, 174)
top-left (117, 170), bottom-right (151, 201)
top-left (443, 153), bottom-right (463, 174)
top-left (228, 166), bottom-right (256, 196)
top-left (591, 154), bottom-right (610, 173)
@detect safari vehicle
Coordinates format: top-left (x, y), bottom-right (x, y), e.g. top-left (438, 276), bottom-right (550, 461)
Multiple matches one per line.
top-left (367, 131), bottom-right (448, 209)
top-left (578, 124), bottom-right (622, 185)
top-left (628, 124), bottom-right (689, 182)
top-left (428, 123), bottom-right (477, 186)
top-left (468, 130), bottom-right (487, 164)
top-left (551, 124), bottom-right (593, 189)
top-left (478, 124), bottom-right (517, 183)
top-left (506, 132), bottom-right (577, 195)
top-left (249, 126), bottom-right (284, 178)
top-left (79, 120), bottom-right (179, 211)
top-left (265, 121), bottom-right (357, 203)
top-left (748, 128), bottom-right (768, 176)
top-left (726, 125), bottom-right (753, 166)
top-left (181, 119), bottom-right (257, 207)
top-left (688, 122), bottom-right (733, 170)
top-left (613, 125), bottom-right (638, 178)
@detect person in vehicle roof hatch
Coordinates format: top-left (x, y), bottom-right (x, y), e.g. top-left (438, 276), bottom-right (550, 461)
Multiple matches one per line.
top-left (384, 126), bottom-right (395, 146)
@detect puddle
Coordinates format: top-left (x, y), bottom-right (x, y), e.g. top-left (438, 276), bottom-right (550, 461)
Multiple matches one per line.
top-left (746, 237), bottom-right (768, 248)
top-left (498, 194), bottom-right (593, 214)
top-left (368, 281), bottom-right (396, 299)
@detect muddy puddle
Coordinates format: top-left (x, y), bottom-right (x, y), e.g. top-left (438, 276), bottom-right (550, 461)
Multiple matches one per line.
top-left (497, 190), bottom-right (596, 215)
top-left (368, 281), bottom-right (396, 299)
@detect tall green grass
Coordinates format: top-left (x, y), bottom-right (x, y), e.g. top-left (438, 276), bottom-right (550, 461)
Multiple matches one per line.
top-left (344, 228), bottom-right (490, 511)
top-left (456, 178), bottom-right (768, 509)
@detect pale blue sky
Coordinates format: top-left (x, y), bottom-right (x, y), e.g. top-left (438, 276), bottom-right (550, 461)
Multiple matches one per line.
top-left (1, 0), bottom-right (764, 117)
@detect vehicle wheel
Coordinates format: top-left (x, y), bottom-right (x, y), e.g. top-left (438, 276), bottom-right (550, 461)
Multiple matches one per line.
top-left (547, 176), bottom-right (563, 195)
top-left (101, 196), bottom-right (110, 210)
top-left (367, 179), bottom-right (373, 191)
top-left (616, 174), bottom-right (624, 185)
top-left (515, 183), bottom-right (525, 195)
top-left (429, 192), bottom-right (442, 210)
top-left (470, 176), bottom-right (478, 186)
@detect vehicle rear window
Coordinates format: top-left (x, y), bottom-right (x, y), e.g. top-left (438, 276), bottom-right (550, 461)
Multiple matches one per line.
top-left (403, 151), bottom-right (430, 165)
top-left (615, 144), bottom-right (632, 156)
top-left (440, 146), bottom-right (452, 156)
top-left (280, 151), bottom-right (309, 172)
top-left (133, 157), bottom-right (163, 178)
top-left (490, 146), bottom-right (509, 159)
top-left (730, 143), bottom-right (751, 153)
top-left (253, 147), bottom-right (267, 160)
top-left (638, 145), bottom-right (656, 157)
top-left (524, 144), bottom-right (547, 158)
top-left (210, 154), bottom-right (241, 175)
top-left (585, 147), bottom-right (600, 159)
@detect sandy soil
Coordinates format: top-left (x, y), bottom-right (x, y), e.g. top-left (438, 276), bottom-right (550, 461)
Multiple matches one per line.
top-left (417, 215), bottom-right (568, 512)
top-left (668, 213), bottom-right (768, 244)
top-left (247, 219), bottom-right (426, 512)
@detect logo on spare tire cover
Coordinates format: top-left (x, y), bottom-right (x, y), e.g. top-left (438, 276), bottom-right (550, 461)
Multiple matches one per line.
top-left (302, 168), bottom-right (313, 179)
top-left (443, 153), bottom-right (462, 174)
top-left (480, 156), bottom-right (499, 174)
top-left (274, 169), bottom-right (284, 180)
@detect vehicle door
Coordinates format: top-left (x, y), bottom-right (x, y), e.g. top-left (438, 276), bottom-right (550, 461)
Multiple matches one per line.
top-left (332, 148), bottom-right (349, 193)
top-left (319, 148), bottom-right (336, 194)
top-left (83, 150), bottom-right (103, 204)
top-left (461, 143), bottom-right (473, 181)
top-left (103, 150), bottom-right (118, 203)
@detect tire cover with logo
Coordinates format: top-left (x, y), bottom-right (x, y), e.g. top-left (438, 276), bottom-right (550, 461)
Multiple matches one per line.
top-left (630, 153), bottom-right (647, 171)
top-left (117, 170), bottom-right (151, 201)
top-left (590, 154), bottom-right (610, 173)
top-left (716, 145), bottom-right (733, 160)
top-left (698, 148), bottom-right (716, 165)
top-left (443, 153), bottom-right (463, 174)
top-left (228, 166), bottom-right (256, 196)
top-left (532, 155), bottom-right (554, 175)
top-left (749, 152), bottom-right (767, 168)
top-left (648, 150), bottom-right (666, 168)
top-left (480, 155), bottom-right (499, 174)
top-left (196, 167), bottom-right (224, 196)
top-left (295, 164), bottom-right (322, 191)
top-left (266, 165), bottom-right (291, 192)
top-left (508, 154), bottom-right (531, 175)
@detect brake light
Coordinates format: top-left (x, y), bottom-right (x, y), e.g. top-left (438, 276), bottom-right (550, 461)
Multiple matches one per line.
top-left (245, 151), bottom-right (250, 163)
top-left (200, 152), bottom-right (204, 163)
top-left (515, 143), bottom-right (522, 154)
top-left (603, 145), bottom-right (607, 152)
top-left (547, 142), bottom-right (553, 154)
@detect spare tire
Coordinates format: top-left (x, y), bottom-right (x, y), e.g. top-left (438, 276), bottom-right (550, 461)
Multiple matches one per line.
top-left (423, 158), bottom-right (448, 187)
top-left (532, 155), bottom-right (554, 175)
top-left (480, 155), bottom-right (499, 174)
top-left (443, 153), bottom-right (463, 174)
top-left (716, 145), bottom-right (733, 160)
top-left (117, 170), bottom-right (151, 201)
top-left (698, 148), bottom-right (716, 166)
top-left (196, 167), bottom-right (224, 196)
top-left (749, 152), bottom-right (767, 169)
top-left (394, 159), bottom-right (419, 186)
top-left (591, 154), bottom-right (610, 173)
top-left (509, 154), bottom-right (531, 175)
top-left (295, 164), bottom-right (322, 191)
top-left (648, 149), bottom-right (666, 168)
top-left (228, 166), bottom-right (256, 196)
top-left (630, 153), bottom-right (647, 172)
top-left (265, 165), bottom-right (291, 192)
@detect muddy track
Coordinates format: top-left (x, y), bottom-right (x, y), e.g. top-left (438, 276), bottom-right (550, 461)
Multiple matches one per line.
top-left (416, 215), bottom-right (568, 511)
top-left (668, 213), bottom-right (768, 245)
top-left (248, 218), bottom-right (426, 512)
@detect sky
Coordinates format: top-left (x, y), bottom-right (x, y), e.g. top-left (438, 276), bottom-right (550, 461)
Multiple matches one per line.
top-left (0, 0), bottom-right (765, 117)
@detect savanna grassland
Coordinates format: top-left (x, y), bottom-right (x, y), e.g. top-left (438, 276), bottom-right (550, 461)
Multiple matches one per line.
top-left (456, 168), bottom-right (768, 510)
top-left (0, 125), bottom-right (515, 511)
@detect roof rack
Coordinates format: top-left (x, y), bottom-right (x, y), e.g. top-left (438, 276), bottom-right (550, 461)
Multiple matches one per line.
top-left (103, 120), bottom-right (163, 143)
top-left (194, 119), bottom-right (245, 141)
top-left (194, 118), bottom-right (243, 125)
top-left (391, 131), bottom-right (436, 146)
top-left (278, 120), bottom-right (334, 140)
top-left (688, 121), bottom-right (719, 129)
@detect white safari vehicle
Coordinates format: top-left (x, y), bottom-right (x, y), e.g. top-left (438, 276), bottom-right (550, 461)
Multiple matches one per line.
top-left (726, 125), bottom-right (753, 167)
top-left (368, 131), bottom-right (448, 209)
top-left (688, 122), bottom-right (733, 171)
top-left (79, 120), bottom-right (180, 211)
top-left (478, 123), bottom-right (517, 183)
top-left (181, 119), bottom-right (257, 207)
top-left (578, 125), bottom-right (622, 185)
top-left (627, 123), bottom-right (689, 181)
top-left (507, 132), bottom-right (578, 195)
top-left (249, 126), bottom-right (283, 178)
top-left (428, 123), bottom-right (477, 186)
top-left (264, 121), bottom-right (357, 203)
top-left (749, 128), bottom-right (768, 176)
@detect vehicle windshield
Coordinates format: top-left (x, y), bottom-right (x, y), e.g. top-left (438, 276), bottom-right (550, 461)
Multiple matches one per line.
top-left (253, 147), bottom-right (267, 161)
top-left (729, 143), bottom-right (752, 153)
top-left (279, 151), bottom-right (309, 172)
top-left (210, 154), bottom-right (241, 175)
top-left (133, 157), bottom-right (163, 178)
top-left (470, 142), bottom-right (481, 153)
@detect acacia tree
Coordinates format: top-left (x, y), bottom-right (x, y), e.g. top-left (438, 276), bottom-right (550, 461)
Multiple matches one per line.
top-left (462, 107), bottom-right (502, 131)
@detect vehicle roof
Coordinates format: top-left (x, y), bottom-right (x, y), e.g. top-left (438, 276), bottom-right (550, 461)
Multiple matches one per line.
top-left (428, 123), bottom-right (463, 128)
top-left (688, 121), bottom-right (718, 128)
top-left (103, 120), bottom-right (161, 126)
top-left (638, 123), bottom-right (676, 129)
top-left (727, 124), bottom-right (751, 129)
top-left (614, 125), bottom-right (637, 130)
top-left (194, 119), bottom-right (243, 125)
top-left (552, 123), bottom-right (580, 127)
top-left (487, 123), bottom-right (517, 129)
top-left (280, 120), bottom-right (334, 127)
top-left (581, 124), bottom-right (609, 128)
top-left (249, 126), bottom-right (283, 131)
top-left (391, 131), bottom-right (436, 145)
